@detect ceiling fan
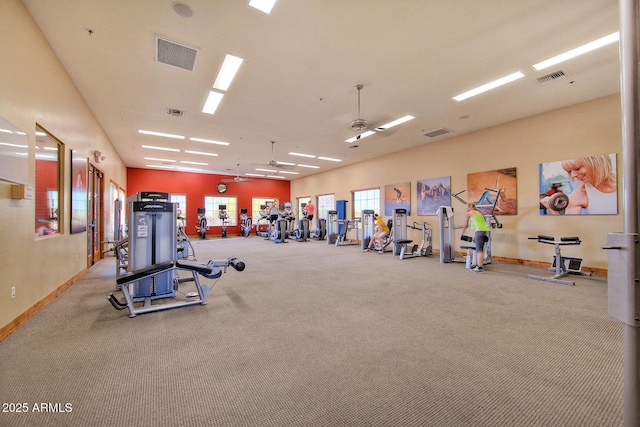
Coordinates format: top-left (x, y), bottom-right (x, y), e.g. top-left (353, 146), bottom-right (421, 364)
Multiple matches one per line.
top-left (222, 164), bottom-right (253, 183)
top-left (259, 141), bottom-right (295, 170)
top-left (345, 83), bottom-right (416, 142)
top-left (350, 84), bottom-right (368, 132)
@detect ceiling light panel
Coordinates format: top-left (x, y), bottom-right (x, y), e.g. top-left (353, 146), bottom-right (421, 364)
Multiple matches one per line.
top-left (202, 91), bottom-right (224, 114)
top-left (375, 115), bottom-right (415, 131)
top-left (249, 0), bottom-right (277, 14)
top-left (141, 145), bottom-right (180, 152)
top-left (533, 32), bottom-right (620, 71)
top-left (297, 164), bottom-right (320, 169)
top-left (288, 152), bottom-right (316, 158)
top-left (144, 157), bottom-right (176, 162)
top-left (453, 71), bottom-right (525, 102)
top-left (317, 157), bottom-right (342, 162)
top-left (184, 150), bottom-right (218, 156)
top-left (180, 160), bottom-right (208, 165)
top-left (345, 131), bottom-right (376, 143)
top-left (189, 137), bottom-right (230, 145)
top-left (213, 54), bottom-right (244, 91)
top-left (139, 130), bottom-right (185, 139)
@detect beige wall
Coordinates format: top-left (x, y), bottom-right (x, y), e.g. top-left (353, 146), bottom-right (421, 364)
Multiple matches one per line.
top-left (0, 0), bottom-right (127, 330)
top-left (291, 94), bottom-right (622, 270)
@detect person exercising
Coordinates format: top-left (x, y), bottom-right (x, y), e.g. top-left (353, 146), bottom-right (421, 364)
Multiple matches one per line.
top-left (363, 214), bottom-right (390, 254)
top-left (303, 200), bottom-right (315, 224)
top-left (269, 200), bottom-right (280, 234)
top-left (461, 202), bottom-right (490, 273)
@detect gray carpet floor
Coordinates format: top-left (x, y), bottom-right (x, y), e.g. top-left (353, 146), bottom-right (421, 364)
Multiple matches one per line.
top-left (0, 236), bottom-right (623, 426)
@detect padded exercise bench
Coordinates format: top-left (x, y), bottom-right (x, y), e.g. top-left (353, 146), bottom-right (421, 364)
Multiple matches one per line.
top-left (108, 258), bottom-right (243, 318)
top-left (526, 235), bottom-right (592, 286)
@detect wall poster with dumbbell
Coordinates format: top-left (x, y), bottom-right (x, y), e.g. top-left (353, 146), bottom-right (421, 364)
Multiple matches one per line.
top-left (539, 153), bottom-right (617, 215)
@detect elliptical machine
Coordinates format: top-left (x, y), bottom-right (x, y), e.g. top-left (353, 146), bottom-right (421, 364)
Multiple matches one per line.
top-left (196, 207), bottom-right (208, 239)
top-left (218, 205), bottom-right (229, 238)
top-left (239, 208), bottom-right (252, 237)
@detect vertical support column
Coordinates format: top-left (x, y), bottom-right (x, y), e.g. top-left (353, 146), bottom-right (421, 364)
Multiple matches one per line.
top-left (617, 1), bottom-right (640, 426)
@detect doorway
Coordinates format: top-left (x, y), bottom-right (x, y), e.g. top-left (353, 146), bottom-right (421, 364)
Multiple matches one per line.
top-left (87, 163), bottom-right (104, 266)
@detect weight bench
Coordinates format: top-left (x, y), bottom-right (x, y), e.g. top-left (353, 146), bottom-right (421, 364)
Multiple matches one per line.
top-left (526, 235), bottom-right (591, 286)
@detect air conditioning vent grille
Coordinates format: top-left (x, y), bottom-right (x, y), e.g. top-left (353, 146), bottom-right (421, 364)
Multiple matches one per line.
top-left (423, 128), bottom-right (453, 138)
top-left (536, 70), bottom-right (568, 85)
top-left (166, 108), bottom-right (185, 117)
top-left (156, 36), bottom-right (198, 71)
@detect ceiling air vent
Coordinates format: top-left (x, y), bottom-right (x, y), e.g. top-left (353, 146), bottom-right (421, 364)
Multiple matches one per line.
top-left (166, 108), bottom-right (185, 117)
top-left (535, 69), bottom-right (568, 85)
top-left (423, 128), bottom-right (453, 138)
top-left (156, 36), bottom-right (199, 71)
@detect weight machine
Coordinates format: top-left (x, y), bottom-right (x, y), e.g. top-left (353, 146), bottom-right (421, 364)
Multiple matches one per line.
top-left (391, 209), bottom-right (432, 259)
top-left (108, 192), bottom-right (245, 318)
top-left (326, 210), bottom-right (339, 244)
top-left (526, 235), bottom-right (591, 286)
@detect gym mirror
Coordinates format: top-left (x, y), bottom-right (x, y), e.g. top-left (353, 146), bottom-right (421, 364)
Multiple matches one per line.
top-left (35, 126), bottom-right (63, 236)
top-left (0, 115), bottom-right (28, 184)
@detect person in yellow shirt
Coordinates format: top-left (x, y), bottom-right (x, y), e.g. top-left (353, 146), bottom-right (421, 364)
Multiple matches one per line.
top-left (363, 214), bottom-right (390, 254)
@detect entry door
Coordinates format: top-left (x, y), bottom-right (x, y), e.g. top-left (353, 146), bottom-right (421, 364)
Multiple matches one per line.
top-left (87, 164), bottom-right (104, 266)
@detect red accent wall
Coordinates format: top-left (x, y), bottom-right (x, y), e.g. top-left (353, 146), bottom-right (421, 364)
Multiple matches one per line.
top-left (126, 168), bottom-right (290, 236)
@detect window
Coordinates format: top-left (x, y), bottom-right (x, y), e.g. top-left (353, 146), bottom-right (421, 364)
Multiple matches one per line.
top-left (297, 197), bottom-right (311, 217)
top-left (205, 196), bottom-right (237, 226)
top-left (317, 194), bottom-right (334, 221)
top-left (171, 194), bottom-right (187, 225)
top-left (353, 188), bottom-right (380, 219)
top-left (252, 197), bottom-right (274, 223)
top-left (35, 126), bottom-right (63, 236)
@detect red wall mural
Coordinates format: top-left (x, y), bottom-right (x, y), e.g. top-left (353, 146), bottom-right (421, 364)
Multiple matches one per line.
top-left (126, 168), bottom-right (290, 236)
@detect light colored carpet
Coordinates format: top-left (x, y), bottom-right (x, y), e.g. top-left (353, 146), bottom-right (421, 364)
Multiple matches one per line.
top-left (0, 236), bottom-right (623, 426)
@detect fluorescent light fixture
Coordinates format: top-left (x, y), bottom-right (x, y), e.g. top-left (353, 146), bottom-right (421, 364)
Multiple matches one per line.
top-left (297, 164), bottom-right (320, 169)
top-left (177, 166), bottom-right (203, 172)
top-left (0, 128), bottom-right (11, 134)
top-left (141, 145), bottom-right (180, 152)
top-left (256, 168), bottom-right (277, 173)
top-left (180, 160), bottom-right (208, 166)
top-left (288, 152), bottom-right (316, 158)
top-left (317, 156), bottom-right (342, 162)
top-left (184, 150), bottom-right (218, 157)
top-left (245, 173), bottom-right (265, 177)
top-left (144, 157), bottom-right (176, 162)
top-left (213, 54), bottom-right (244, 91)
top-left (202, 91), bottom-right (224, 115)
top-left (267, 175), bottom-right (286, 179)
top-left (189, 137), bottom-right (230, 146)
top-left (276, 161), bottom-right (296, 166)
top-left (249, 0), bottom-right (276, 14)
top-left (43, 146), bottom-right (58, 151)
top-left (345, 131), bottom-right (376, 143)
top-left (35, 154), bottom-right (56, 160)
top-left (533, 32), bottom-right (620, 71)
top-left (278, 170), bottom-right (299, 175)
top-left (138, 130), bottom-right (185, 139)
top-left (453, 71), bottom-right (525, 102)
top-left (147, 164), bottom-right (174, 169)
top-left (376, 115), bottom-right (415, 131)
top-left (0, 142), bottom-right (28, 148)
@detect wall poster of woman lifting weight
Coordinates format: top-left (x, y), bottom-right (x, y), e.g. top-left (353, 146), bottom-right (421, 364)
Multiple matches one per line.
top-left (539, 153), bottom-right (617, 215)
top-left (416, 176), bottom-right (451, 216)
top-left (467, 167), bottom-right (518, 216)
